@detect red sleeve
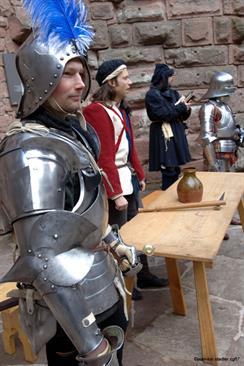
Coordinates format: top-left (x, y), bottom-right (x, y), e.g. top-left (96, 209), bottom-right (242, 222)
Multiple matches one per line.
top-left (83, 103), bottom-right (123, 198)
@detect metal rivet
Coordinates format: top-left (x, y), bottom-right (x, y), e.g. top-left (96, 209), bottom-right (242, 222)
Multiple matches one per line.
top-left (57, 188), bottom-right (62, 192)
top-left (31, 77), bottom-right (35, 81)
top-left (84, 319), bottom-right (89, 326)
top-left (44, 90), bottom-right (48, 94)
top-left (43, 277), bottom-right (47, 281)
top-left (53, 234), bottom-right (58, 239)
top-left (45, 257), bottom-right (48, 262)
top-left (38, 254), bottom-right (42, 258)
top-left (27, 249), bottom-right (32, 253)
top-left (51, 285), bottom-right (55, 289)
top-left (57, 65), bottom-right (61, 69)
top-left (66, 53), bottom-right (70, 56)
top-left (49, 82), bottom-right (53, 86)
top-left (39, 96), bottom-right (42, 100)
top-left (60, 57), bottom-right (64, 61)
top-left (54, 74), bottom-right (58, 78)
top-left (43, 264), bottom-right (47, 269)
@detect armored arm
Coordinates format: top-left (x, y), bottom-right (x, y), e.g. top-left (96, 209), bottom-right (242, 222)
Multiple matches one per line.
top-left (103, 224), bottom-right (142, 277)
top-left (0, 132), bottom-right (122, 362)
top-left (199, 103), bottom-right (220, 171)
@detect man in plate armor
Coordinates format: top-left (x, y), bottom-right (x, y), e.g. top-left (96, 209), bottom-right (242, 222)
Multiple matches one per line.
top-left (199, 71), bottom-right (244, 230)
top-left (0, 1), bottom-right (141, 365)
top-left (199, 71), bottom-right (244, 172)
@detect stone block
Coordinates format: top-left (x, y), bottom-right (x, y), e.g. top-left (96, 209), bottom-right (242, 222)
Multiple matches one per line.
top-left (127, 87), bottom-right (148, 110)
top-left (0, 114), bottom-right (13, 133)
top-left (235, 112), bottom-right (244, 127)
top-left (8, 15), bottom-right (31, 45)
top-left (237, 65), bottom-right (244, 86)
top-left (98, 46), bottom-right (164, 65)
top-left (14, 6), bottom-right (30, 26)
top-left (90, 20), bottom-right (109, 50)
top-left (131, 108), bottom-right (149, 130)
top-left (117, 2), bottom-right (165, 23)
top-left (166, 0), bottom-right (221, 19)
top-left (128, 66), bottom-right (154, 87)
top-left (0, 0), bottom-right (13, 17)
top-left (90, 3), bottom-right (114, 20)
top-left (109, 24), bottom-right (132, 48)
top-left (0, 27), bottom-right (5, 37)
top-left (0, 80), bottom-right (9, 98)
top-left (0, 16), bottom-right (7, 27)
top-left (187, 133), bottom-right (203, 161)
top-left (228, 88), bottom-right (244, 113)
top-left (182, 17), bottom-right (213, 46)
top-left (0, 97), bottom-right (13, 115)
top-left (87, 50), bottom-right (98, 70)
top-left (133, 135), bottom-right (149, 165)
top-left (187, 104), bottom-right (201, 134)
top-left (223, 0), bottom-right (244, 15)
top-left (232, 17), bottom-right (244, 43)
top-left (134, 20), bottom-right (182, 49)
top-left (171, 65), bottom-right (237, 89)
top-left (0, 38), bottom-right (4, 52)
top-left (163, 20), bottom-right (182, 48)
top-left (133, 21), bottom-right (168, 45)
top-left (214, 16), bottom-right (232, 44)
top-left (229, 45), bottom-right (244, 64)
top-left (165, 46), bottom-right (228, 67)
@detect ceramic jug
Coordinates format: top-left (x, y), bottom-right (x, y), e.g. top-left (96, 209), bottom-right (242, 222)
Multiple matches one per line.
top-left (177, 167), bottom-right (203, 203)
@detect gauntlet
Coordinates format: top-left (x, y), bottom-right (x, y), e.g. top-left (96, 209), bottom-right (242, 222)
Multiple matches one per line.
top-left (103, 225), bottom-right (142, 276)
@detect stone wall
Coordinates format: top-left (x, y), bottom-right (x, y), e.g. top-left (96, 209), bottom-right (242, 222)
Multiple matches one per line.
top-left (1, 0), bottom-right (244, 182)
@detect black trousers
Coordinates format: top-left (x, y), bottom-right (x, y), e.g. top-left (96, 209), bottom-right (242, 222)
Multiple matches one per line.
top-left (108, 193), bottom-right (138, 229)
top-left (108, 193), bottom-right (153, 281)
top-left (46, 297), bottom-right (128, 366)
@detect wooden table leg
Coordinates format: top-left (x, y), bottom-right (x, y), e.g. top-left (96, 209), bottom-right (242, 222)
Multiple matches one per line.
top-left (124, 276), bottom-right (135, 313)
top-left (165, 258), bottom-right (187, 316)
top-left (193, 262), bottom-right (218, 366)
top-left (238, 198), bottom-right (244, 232)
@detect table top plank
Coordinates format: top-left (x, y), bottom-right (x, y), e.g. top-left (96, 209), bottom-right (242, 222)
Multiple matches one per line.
top-left (120, 172), bottom-right (244, 262)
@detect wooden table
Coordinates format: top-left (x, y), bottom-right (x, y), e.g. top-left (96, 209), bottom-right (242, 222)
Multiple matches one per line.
top-left (120, 172), bottom-right (244, 366)
top-left (0, 283), bottom-right (37, 363)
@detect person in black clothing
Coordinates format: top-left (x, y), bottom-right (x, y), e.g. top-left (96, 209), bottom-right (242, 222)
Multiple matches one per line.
top-left (145, 64), bottom-right (192, 190)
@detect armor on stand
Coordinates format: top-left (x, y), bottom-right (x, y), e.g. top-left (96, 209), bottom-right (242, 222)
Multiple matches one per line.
top-left (199, 71), bottom-right (244, 171)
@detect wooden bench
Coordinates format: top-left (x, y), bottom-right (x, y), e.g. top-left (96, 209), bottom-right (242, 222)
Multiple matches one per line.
top-left (0, 282), bottom-right (37, 363)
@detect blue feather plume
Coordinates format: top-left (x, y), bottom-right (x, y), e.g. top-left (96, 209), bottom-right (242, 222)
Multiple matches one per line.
top-left (23, 0), bottom-right (94, 55)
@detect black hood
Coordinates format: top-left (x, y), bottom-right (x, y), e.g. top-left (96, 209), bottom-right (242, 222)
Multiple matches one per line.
top-left (151, 64), bottom-right (174, 91)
